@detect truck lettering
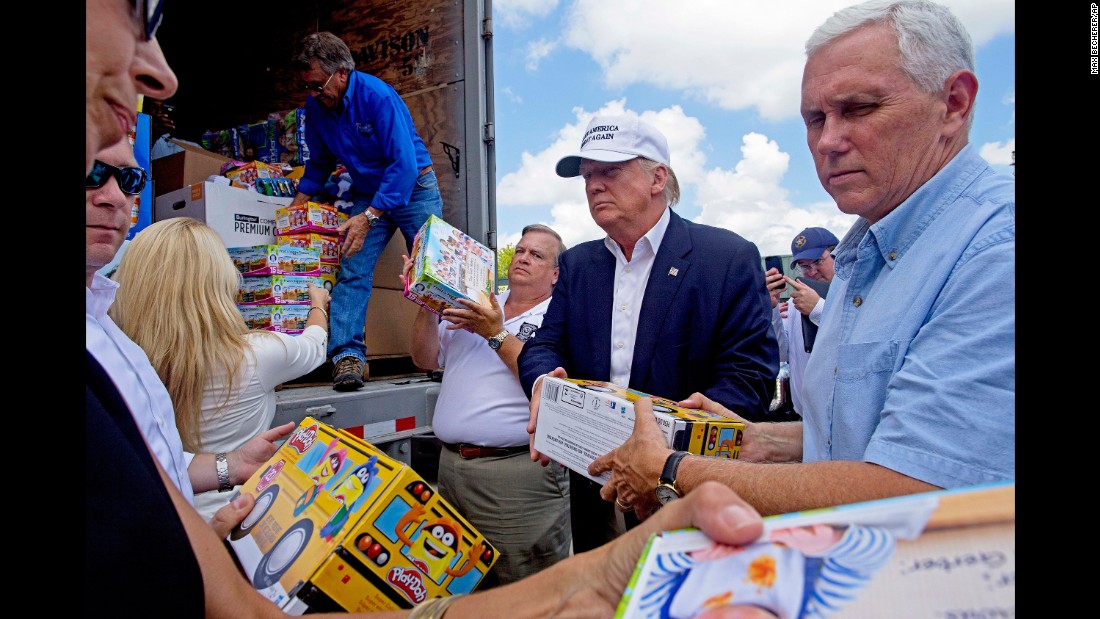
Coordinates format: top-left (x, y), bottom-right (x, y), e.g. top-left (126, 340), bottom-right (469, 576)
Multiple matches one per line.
top-left (352, 28), bottom-right (430, 65)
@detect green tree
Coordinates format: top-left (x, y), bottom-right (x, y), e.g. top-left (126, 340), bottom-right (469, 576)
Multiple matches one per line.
top-left (496, 243), bottom-right (515, 292)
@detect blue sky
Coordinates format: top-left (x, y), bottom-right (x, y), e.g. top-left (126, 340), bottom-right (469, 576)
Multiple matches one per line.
top-left (489, 0), bottom-right (1015, 257)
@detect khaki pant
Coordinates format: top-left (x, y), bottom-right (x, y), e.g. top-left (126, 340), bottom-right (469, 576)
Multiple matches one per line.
top-left (437, 447), bottom-right (572, 586)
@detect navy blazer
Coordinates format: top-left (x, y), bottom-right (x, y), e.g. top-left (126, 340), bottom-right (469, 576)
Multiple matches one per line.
top-left (518, 210), bottom-right (779, 420)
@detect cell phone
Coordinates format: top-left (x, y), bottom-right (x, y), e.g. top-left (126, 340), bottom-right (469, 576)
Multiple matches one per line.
top-left (764, 255), bottom-right (784, 275)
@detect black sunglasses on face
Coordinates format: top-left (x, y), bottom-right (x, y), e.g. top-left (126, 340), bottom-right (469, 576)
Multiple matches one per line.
top-left (134, 0), bottom-right (164, 41)
top-left (87, 160), bottom-right (148, 195)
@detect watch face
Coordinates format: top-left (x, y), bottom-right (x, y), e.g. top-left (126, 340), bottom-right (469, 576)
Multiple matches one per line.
top-left (655, 483), bottom-right (681, 505)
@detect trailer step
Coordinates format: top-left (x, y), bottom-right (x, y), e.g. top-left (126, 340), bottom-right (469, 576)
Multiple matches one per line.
top-left (277, 355), bottom-right (427, 389)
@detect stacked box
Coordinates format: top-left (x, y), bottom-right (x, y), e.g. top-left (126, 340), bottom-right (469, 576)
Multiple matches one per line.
top-left (238, 274), bottom-right (320, 306)
top-left (229, 245), bottom-right (323, 277)
top-left (533, 378), bottom-right (746, 485)
top-left (278, 233), bottom-right (341, 265)
top-left (403, 215), bottom-right (495, 316)
top-left (276, 202), bottom-right (347, 235)
top-left (225, 160), bottom-right (285, 188)
top-left (239, 304), bottom-right (312, 334)
top-left (228, 417), bottom-right (498, 614)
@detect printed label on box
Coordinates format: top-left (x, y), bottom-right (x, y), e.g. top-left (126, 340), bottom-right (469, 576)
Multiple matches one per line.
top-left (534, 378), bottom-right (744, 484)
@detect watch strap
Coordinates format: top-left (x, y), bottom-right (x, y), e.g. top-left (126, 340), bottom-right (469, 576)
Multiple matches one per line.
top-left (659, 451), bottom-right (689, 486)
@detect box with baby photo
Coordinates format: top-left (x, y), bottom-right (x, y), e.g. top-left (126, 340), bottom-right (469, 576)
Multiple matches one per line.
top-left (615, 481), bottom-right (1015, 619)
top-left (227, 417), bottom-right (498, 614)
top-left (533, 377), bottom-right (745, 485)
top-left (403, 214), bottom-right (495, 316)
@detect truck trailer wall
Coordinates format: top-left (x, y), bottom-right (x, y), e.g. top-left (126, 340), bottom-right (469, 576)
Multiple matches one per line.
top-left (154, 0), bottom-right (495, 248)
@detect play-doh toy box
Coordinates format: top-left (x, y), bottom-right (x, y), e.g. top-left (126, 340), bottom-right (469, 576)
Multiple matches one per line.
top-left (237, 274), bottom-right (320, 305)
top-left (533, 378), bottom-right (746, 485)
top-left (228, 418), bottom-right (498, 614)
top-left (228, 244), bottom-right (323, 276)
top-left (403, 215), bottom-right (495, 317)
top-left (275, 201), bottom-right (347, 235)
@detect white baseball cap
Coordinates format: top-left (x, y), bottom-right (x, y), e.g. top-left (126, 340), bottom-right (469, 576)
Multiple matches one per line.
top-left (555, 115), bottom-right (670, 178)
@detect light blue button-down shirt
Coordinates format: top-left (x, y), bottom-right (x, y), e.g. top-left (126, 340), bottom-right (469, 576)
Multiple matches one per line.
top-left (800, 145), bottom-right (1015, 489)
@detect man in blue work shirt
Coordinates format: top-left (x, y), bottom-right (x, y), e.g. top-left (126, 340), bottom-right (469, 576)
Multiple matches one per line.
top-left (292, 31), bottom-right (442, 391)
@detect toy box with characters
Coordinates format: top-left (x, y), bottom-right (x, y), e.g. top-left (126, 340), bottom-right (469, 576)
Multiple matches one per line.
top-left (228, 417), bottom-right (498, 614)
top-left (614, 481), bottom-right (1015, 618)
top-left (403, 214), bottom-right (495, 317)
top-left (277, 233), bottom-right (341, 264)
top-left (533, 378), bottom-right (746, 485)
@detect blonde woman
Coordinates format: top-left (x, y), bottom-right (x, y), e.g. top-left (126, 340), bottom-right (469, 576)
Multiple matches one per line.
top-left (110, 217), bottom-right (330, 520)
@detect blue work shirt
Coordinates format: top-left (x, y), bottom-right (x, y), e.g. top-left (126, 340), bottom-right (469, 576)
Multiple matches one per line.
top-left (299, 70), bottom-right (433, 212)
top-left (800, 144), bottom-right (1015, 489)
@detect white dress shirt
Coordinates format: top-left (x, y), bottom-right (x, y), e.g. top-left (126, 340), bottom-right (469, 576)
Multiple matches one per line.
top-left (604, 207), bottom-right (671, 388)
top-left (86, 273), bottom-right (195, 502)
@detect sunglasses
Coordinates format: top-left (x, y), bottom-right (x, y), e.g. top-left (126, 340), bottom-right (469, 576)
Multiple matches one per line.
top-left (86, 160), bottom-right (148, 195)
top-left (304, 71), bottom-right (336, 94)
top-left (134, 0), bottom-right (165, 41)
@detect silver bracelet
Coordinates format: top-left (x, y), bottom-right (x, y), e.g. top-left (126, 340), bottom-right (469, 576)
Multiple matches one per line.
top-left (308, 306), bottom-right (329, 320)
top-left (215, 452), bottom-right (232, 492)
top-left (407, 594), bottom-right (465, 619)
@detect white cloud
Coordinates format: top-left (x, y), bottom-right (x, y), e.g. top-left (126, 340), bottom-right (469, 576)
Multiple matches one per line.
top-left (495, 0), bottom-right (561, 29)
top-left (979, 138), bottom-right (1015, 166)
top-left (497, 100), bottom-right (857, 255)
top-left (559, 0), bottom-right (1015, 121)
top-left (500, 86), bottom-right (523, 104)
top-left (693, 132), bottom-right (856, 256)
top-left (525, 38), bottom-right (557, 71)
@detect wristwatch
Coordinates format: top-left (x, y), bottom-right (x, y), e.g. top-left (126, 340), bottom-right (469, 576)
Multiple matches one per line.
top-left (487, 329), bottom-right (509, 350)
top-left (655, 451), bottom-right (689, 505)
top-left (362, 210), bottom-right (381, 227)
top-left (215, 452), bottom-right (233, 492)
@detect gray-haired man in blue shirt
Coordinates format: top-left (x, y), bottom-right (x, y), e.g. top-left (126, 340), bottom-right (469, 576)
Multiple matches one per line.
top-left (292, 31), bottom-right (443, 391)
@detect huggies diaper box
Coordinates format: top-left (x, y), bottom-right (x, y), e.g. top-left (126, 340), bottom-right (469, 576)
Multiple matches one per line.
top-left (403, 215), bottom-right (495, 316)
top-left (237, 275), bottom-right (321, 305)
top-left (533, 378), bottom-right (746, 485)
top-left (228, 417), bottom-right (498, 614)
top-left (229, 245), bottom-right (323, 276)
top-left (276, 201), bottom-right (347, 235)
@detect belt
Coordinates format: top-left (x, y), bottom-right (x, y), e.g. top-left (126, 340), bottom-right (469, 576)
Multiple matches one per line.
top-left (418, 165), bottom-right (433, 178)
top-left (442, 442), bottom-right (527, 459)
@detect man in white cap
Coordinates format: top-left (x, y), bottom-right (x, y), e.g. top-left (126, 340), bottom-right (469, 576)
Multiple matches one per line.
top-left (518, 114), bottom-right (779, 552)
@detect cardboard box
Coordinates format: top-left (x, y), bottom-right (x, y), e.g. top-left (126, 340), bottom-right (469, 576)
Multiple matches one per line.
top-left (239, 304), bottom-right (312, 334)
top-left (534, 378), bottom-right (745, 485)
top-left (228, 418), bottom-right (498, 614)
top-left (275, 202), bottom-right (347, 235)
top-left (229, 244), bottom-right (323, 277)
top-left (403, 215), bottom-right (495, 316)
top-left (278, 233), bottom-right (341, 265)
top-left (155, 181), bottom-right (292, 248)
top-left (364, 287), bottom-right (419, 356)
top-left (238, 275), bottom-right (320, 306)
top-left (151, 139), bottom-right (233, 196)
top-left (617, 482), bottom-right (1015, 619)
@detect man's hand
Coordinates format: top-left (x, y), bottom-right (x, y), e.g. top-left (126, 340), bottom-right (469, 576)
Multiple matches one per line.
top-left (765, 267), bottom-right (785, 309)
top-left (338, 208), bottom-right (379, 259)
top-left (589, 398), bottom-right (672, 520)
top-left (785, 276), bottom-right (821, 317)
top-left (527, 367), bottom-right (567, 466)
top-left (551, 481), bottom-right (766, 616)
top-left (231, 421), bottom-right (295, 484)
top-left (209, 493), bottom-right (255, 539)
top-left (442, 294), bottom-right (504, 338)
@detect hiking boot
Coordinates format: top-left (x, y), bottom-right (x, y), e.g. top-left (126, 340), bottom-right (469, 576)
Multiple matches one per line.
top-left (332, 357), bottom-right (365, 391)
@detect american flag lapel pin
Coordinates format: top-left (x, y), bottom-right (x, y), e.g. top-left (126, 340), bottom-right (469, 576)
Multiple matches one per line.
top-left (668, 267), bottom-right (679, 277)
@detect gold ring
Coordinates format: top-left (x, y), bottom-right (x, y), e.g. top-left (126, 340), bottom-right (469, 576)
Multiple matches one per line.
top-left (615, 498), bottom-right (632, 512)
